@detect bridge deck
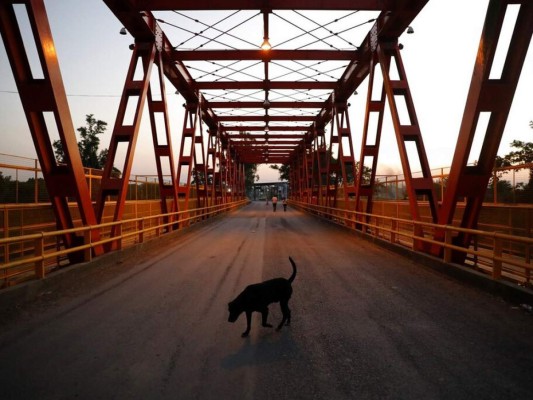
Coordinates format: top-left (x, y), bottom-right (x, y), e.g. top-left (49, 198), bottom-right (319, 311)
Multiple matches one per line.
top-left (1, 201), bottom-right (533, 399)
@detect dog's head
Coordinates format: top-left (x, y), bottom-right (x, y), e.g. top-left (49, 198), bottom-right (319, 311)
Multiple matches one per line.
top-left (227, 301), bottom-right (241, 323)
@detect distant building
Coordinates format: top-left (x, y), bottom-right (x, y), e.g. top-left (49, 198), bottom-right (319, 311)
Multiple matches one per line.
top-left (248, 182), bottom-right (289, 200)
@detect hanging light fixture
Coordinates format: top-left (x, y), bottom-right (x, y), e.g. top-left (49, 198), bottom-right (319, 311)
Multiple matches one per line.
top-left (260, 10), bottom-right (271, 50)
top-left (120, 27), bottom-right (127, 35)
top-left (407, 26), bottom-right (414, 34)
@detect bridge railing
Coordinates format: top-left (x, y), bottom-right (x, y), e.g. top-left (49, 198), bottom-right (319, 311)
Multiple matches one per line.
top-left (0, 200), bottom-right (249, 288)
top-left (291, 200), bottom-right (533, 288)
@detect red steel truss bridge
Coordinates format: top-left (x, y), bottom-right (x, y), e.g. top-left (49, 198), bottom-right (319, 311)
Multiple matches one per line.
top-left (0, 0), bottom-right (532, 264)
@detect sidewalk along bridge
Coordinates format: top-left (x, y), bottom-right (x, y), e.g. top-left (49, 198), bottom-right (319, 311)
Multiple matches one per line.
top-left (1, 201), bottom-right (533, 400)
top-left (0, 3), bottom-right (532, 282)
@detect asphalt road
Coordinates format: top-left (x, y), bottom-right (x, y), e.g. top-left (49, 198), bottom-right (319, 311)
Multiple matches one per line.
top-left (1, 201), bottom-right (533, 400)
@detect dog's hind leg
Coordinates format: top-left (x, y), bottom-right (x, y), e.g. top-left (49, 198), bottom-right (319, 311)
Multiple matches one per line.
top-left (276, 300), bottom-right (291, 331)
top-left (261, 308), bottom-right (273, 328)
top-left (242, 311), bottom-right (252, 337)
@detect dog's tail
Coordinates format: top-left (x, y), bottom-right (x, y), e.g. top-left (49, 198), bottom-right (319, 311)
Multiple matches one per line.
top-left (288, 256), bottom-right (297, 283)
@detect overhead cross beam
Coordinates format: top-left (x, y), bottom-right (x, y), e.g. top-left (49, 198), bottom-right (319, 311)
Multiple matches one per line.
top-left (130, 0), bottom-right (397, 11)
top-left (193, 82), bottom-right (337, 90)
top-left (210, 101), bottom-right (325, 108)
top-left (221, 126), bottom-right (311, 132)
top-left (174, 49), bottom-right (358, 61)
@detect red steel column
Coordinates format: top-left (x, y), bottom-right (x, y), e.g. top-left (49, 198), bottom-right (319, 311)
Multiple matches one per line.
top-left (214, 129), bottom-right (225, 204)
top-left (193, 110), bottom-right (208, 210)
top-left (147, 51), bottom-right (179, 224)
top-left (377, 39), bottom-right (438, 250)
top-left (436, 0), bottom-right (533, 260)
top-left (315, 127), bottom-right (328, 206)
top-left (324, 99), bottom-right (338, 208)
top-left (96, 41), bottom-right (156, 233)
top-left (206, 126), bottom-right (220, 206)
top-left (0, 0), bottom-right (100, 259)
top-left (355, 52), bottom-right (386, 223)
top-left (333, 101), bottom-right (357, 208)
top-left (176, 102), bottom-right (200, 213)
top-left (305, 134), bottom-right (316, 204)
top-left (224, 143), bottom-right (235, 202)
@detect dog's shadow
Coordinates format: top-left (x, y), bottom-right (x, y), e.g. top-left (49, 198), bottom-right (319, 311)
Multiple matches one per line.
top-left (221, 330), bottom-right (300, 370)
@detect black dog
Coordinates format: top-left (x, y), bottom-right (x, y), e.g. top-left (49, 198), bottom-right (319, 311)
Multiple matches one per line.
top-left (228, 257), bottom-right (297, 337)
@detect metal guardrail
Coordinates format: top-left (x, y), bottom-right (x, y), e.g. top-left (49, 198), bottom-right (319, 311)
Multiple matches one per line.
top-left (1, 197), bottom-right (532, 290)
top-left (0, 200), bottom-right (249, 287)
top-left (290, 200), bottom-right (533, 288)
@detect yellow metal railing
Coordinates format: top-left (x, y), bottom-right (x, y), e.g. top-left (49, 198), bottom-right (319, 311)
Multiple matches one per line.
top-left (291, 200), bottom-right (533, 287)
top-left (0, 200), bottom-right (249, 287)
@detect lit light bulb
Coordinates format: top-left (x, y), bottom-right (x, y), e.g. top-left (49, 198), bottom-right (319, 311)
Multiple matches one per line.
top-left (261, 38), bottom-right (272, 51)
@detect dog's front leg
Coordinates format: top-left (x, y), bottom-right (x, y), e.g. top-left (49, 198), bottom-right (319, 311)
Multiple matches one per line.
top-left (261, 308), bottom-right (273, 328)
top-left (242, 311), bottom-right (252, 337)
top-left (277, 301), bottom-right (291, 331)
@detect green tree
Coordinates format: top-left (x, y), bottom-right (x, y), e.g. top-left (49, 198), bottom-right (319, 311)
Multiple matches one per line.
top-left (245, 164), bottom-right (259, 191)
top-left (493, 122), bottom-right (533, 203)
top-left (270, 164), bottom-right (290, 181)
top-left (0, 172), bottom-right (15, 203)
top-left (239, 131), bottom-right (259, 193)
top-left (502, 138), bottom-right (533, 189)
top-left (53, 114), bottom-right (109, 169)
top-left (504, 140), bottom-right (533, 164)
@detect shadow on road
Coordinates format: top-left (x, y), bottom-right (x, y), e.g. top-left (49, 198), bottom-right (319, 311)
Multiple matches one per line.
top-left (221, 330), bottom-right (300, 370)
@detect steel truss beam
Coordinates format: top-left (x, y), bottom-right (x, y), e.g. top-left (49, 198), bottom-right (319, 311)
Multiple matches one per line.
top-left (225, 144), bottom-right (236, 201)
top-left (377, 39), bottom-right (438, 250)
top-left (230, 141), bottom-right (301, 146)
top-left (305, 138), bottom-right (315, 203)
top-left (217, 116), bottom-right (316, 122)
top-left (147, 50), bottom-right (179, 224)
top-left (96, 41), bottom-right (156, 238)
top-left (291, 142), bottom-right (311, 202)
top-left (174, 49), bottom-right (358, 62)
top-left (206, 126), bottom-right (223, 205)
top-left (328, 100), bottom-right (357, 208)
top-left (311, 127), bottom-right (329, 206)
top-left (131, 0), bottom-right (396, 11)
top-left (103, 0), bottom-right (430, 186)
top-left (209, 101), bottom-right (325, 109)
top-left (222, 126), bottom-right (310, 132)
top-left (176, 101), bottom-right (208, 216)
top-left (224, 134), bottom-right (306, 139)
top-left (193, 82), bottom-right (337, 91)
top-left (0, 0), bottom-right (101, 262)
top-left (355, 52), bottom-right (386, 224)
top-left (436, 0), bottom-right (533, 262)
